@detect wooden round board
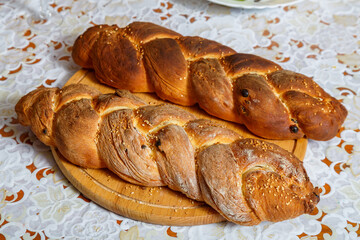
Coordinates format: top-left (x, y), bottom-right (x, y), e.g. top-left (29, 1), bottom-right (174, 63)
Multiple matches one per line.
top-left (51, 69), bottom-right (308, 226)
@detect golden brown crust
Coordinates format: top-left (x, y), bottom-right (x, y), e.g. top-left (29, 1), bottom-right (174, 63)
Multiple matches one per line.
top-left (184, 119), bottom-right (241, 148)
top-left (15, 84), bottom-right (319, 225)
top-left (15, 84), bottom-right (104, 168)
top-left (98, 108), bottom-right (163, 186)
top-left (134, 104), bottom-right (196, 133)
top-left (92, 29), bottom-right (151, 92)
top-left (143, 38), bottom-right (193, 105)
top-left (54, 98), bottom-right (103, 168)
top-left (197, 139), bottom-right (319, 225)
top-left (154, 124), bottom-right (201, 201)
top-left (222, 53), bottom-right (282, 77)
top-left (72, 25), bottom-right (114, 68)
top-left (15, 87), bottom-right (57, 146)
top-left (234, 74), bottom-right (305, 139)
top-left (177, 36), bottom-right (236, 59)
top-left (190, 58), bottom-right (239, 122)
top-left (125, 21), bottom-right (182, 44)
top-left (72, 22), bottom-right (347, 140)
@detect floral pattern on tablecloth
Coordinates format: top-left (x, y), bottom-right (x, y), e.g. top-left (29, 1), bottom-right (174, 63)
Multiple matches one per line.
top-left (0, 0), bottom-right (360, 239)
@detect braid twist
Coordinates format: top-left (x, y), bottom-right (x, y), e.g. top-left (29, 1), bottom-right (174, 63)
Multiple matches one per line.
top-left (72, 22), bottom-right (347, 140)
top-left (16, 84), bottom-right (319, 225)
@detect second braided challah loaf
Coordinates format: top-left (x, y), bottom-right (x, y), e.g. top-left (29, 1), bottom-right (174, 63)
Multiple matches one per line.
top-left (15, 84), bottom-right (319, 226)
top-left (72, 22), bottom-right (347, 141)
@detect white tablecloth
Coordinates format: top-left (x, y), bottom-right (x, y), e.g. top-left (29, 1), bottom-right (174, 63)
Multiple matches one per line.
top-left (1, 0), bottom-right (360, 239)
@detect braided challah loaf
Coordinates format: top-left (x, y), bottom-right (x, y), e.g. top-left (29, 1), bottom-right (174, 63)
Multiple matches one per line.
top-left (72, 21), bottom-right (347, 141)
top-left (15, 84), bottom-right (319, 225)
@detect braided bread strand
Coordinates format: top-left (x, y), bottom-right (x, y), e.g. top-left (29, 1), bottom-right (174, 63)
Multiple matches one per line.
top-left (15, 84), bottom-right (319, 225)
top-left (72, 22), bottom-right (347, 141)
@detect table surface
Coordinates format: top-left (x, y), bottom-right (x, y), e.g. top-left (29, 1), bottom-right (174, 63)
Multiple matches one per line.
top-left (1, 0), bottom-right (359, 239)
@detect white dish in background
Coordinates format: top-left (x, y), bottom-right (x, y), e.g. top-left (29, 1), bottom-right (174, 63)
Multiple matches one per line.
top-left (208, 0), bottom-right (304, 9)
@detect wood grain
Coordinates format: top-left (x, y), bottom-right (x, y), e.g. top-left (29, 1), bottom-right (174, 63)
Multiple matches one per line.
top-left (51, 69), bottom-right (308, 226)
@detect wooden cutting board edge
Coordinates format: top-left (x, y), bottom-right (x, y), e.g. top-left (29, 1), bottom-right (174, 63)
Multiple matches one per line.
top-left (51, 69), bottom-right (308, 226)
